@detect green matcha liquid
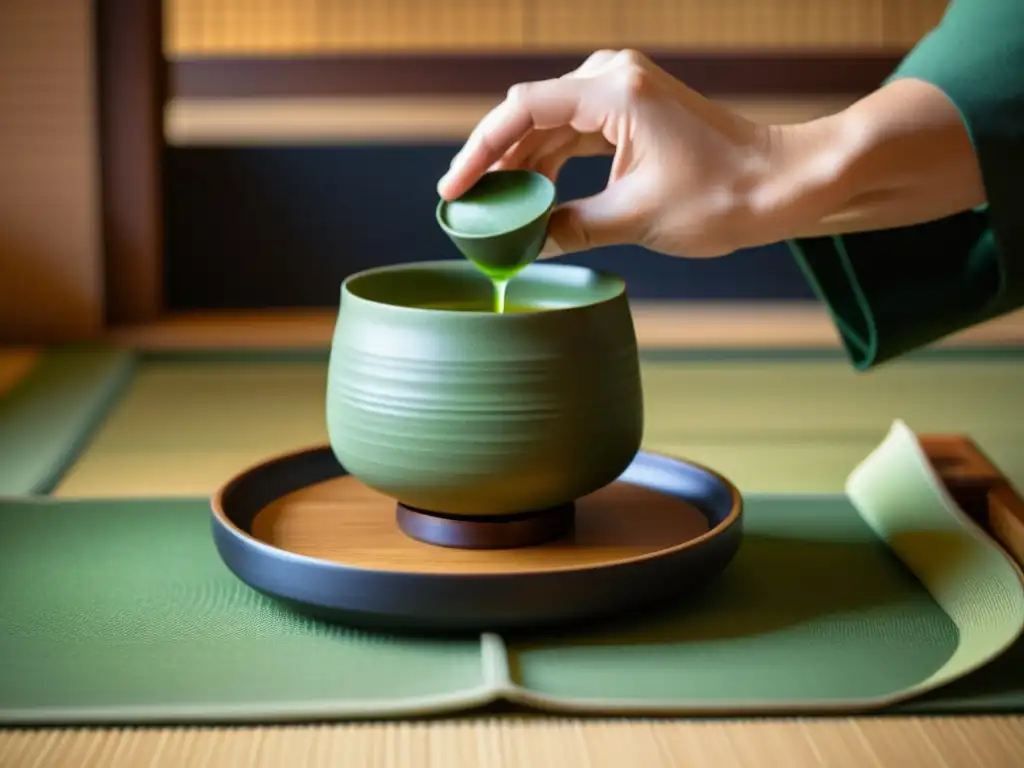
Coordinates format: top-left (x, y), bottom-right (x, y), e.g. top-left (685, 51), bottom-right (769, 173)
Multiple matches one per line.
top-left (470, 261), bottom-right (525, 314)
top-left (493, 278), bottom-right (509, 313)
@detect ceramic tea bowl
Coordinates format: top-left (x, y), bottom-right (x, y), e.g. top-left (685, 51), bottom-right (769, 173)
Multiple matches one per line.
top-left (326, 260), bottom-right (644, 517)
top-left (436, 170), bottom-right (556, 276)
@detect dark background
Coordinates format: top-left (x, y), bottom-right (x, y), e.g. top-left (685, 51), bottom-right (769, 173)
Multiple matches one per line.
top-left (165, 144), bottom-right (816, 310)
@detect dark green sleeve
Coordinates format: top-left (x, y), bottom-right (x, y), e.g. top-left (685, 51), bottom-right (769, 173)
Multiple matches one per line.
top-left (787, 0), bottom-right (1024, 370)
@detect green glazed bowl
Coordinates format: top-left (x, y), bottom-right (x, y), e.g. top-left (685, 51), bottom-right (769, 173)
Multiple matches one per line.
top-left (326, 260), bottom-right (644, 517)
top-left (436, 170), bottom-right (556, 277)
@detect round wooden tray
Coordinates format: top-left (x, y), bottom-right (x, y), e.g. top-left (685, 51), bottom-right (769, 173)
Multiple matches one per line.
top-left (211, 447), bottom-right (743, 632)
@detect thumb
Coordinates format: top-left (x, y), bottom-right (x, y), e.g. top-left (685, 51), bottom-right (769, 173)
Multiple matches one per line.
top-left (539, 180), bottom-right (644, 258)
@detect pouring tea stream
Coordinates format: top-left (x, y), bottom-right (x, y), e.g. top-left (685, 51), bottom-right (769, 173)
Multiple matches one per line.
top-left (436, 170), bottom-right (556, 312)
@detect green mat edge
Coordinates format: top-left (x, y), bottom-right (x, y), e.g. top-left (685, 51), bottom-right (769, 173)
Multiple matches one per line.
top-left (3, 347), bottom-right (1024, 721)
top-left (0, 346), bottom-right (137, 496)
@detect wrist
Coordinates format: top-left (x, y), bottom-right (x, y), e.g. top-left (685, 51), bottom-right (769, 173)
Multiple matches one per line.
top-left (738, 115), bottom-right (860, 247)
top-left (739, 79), bottom-right (986, 243)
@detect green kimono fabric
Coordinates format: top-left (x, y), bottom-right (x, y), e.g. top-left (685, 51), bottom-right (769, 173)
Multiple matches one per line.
top-left (789, 0), bottom-right (1024, 369)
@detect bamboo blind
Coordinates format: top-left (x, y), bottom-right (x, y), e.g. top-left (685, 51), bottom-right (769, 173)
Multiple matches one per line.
top-left (164, 0), bottom-right (950, 56)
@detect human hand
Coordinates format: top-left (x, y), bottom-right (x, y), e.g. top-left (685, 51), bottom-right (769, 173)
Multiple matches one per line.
top-left (436, 49), bottom-right (777, 259)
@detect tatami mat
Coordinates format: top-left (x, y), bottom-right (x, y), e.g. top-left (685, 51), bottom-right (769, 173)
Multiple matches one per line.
top-left (55, 359), bottom-right (329, 497)
top-left (53, 353), bottom-right (1024, 498)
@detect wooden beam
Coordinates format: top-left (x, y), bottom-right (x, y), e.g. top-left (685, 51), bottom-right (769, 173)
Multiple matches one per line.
top-left (95, 0), bottom-right (165, 324)
top-left (164, 96), bottom-right (857, 146)
top-left (168, 50), bottom-right (906, 100)
top-left (103, 304), bottom-right (1024, 352)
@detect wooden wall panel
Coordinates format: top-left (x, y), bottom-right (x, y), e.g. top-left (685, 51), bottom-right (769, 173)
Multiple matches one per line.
top-left (0, 0), bottom-right (103, 343)
top-left (321, 0), bottom-right (525, 52)
top-left (524, 0), bottom-right (620, 51)
top-left (622, 0), bottom-right (885, 49)
top-left (165, 0), bottom-right (322, 55)
top-left (165, 0), bottom-right (526, 54)
top-left (164, 0), bottom-right (946, 55)
top-left (884, 0), bottom-right (949, 47)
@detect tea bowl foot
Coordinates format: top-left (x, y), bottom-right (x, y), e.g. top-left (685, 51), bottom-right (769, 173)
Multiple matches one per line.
top-left (395, 502), bottom-right (575, 550)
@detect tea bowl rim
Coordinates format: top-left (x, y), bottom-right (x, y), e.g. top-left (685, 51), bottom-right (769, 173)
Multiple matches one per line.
top-left (339, 259), bottom-right (628, 317)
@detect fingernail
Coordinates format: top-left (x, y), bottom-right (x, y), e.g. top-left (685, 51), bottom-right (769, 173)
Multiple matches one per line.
top-left (538, 236), bottom-right (564, 259)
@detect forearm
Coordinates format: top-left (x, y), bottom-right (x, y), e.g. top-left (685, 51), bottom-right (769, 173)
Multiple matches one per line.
top-left (743, 78), bottom-right (986, 245)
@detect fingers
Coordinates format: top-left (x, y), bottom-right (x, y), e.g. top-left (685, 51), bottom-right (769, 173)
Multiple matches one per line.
top-left (540, 175), bottom-right (649, 257)
top-left (438, 76), bottom-right (599, 199)
top-left (533, 154), bottom-right (568, 184)
top-left (496, 128), bottom-right (613, 178)
top-left (436, 46), bottom-right (664, 261)
top-left (570, 49), bottom-right (619, 78)
top-left (492, 51), bottom-right (618, 173)
top-left (439, 48), bottom-right (663, 201)
top-left (494, 128), bottom-right (573, 173)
